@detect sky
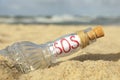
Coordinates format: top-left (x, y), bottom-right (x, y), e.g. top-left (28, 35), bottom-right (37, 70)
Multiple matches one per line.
top-left (0, 0), bottom-right (120, 16)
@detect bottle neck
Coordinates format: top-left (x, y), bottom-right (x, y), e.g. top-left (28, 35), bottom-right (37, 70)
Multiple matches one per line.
top-left (45, 33), bottom-right (82, 61)
top-left (77, 28), bottom-right (97, 48)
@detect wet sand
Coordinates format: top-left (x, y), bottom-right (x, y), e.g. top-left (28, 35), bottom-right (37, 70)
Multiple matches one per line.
top-left (0, 24), bottom-right (120, 80)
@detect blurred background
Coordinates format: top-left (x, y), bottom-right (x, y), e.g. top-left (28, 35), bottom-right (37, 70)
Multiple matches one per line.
top-left (0, 0), bottom-right (120, 25)
top-left (1, 1), bottom-right (120, 80)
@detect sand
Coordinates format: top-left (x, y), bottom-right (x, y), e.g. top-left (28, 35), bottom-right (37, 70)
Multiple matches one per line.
top-left (0, 24), bottom-right (120, 80)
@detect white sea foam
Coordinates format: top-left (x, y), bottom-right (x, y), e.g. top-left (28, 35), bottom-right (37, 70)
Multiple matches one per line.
top-left (0, 15), bottom-right (120, 25)
top-left (35, 15), bottom-right (93, 23)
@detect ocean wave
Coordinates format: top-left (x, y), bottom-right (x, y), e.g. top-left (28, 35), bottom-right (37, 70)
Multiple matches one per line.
top-left (0, 15), bottom-right (120, 25)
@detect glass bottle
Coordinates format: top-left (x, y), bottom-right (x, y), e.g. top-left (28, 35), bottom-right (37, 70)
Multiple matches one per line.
top-left (0, 26), bottom-right (104, 73)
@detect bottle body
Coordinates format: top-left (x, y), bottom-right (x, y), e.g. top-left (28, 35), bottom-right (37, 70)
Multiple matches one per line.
top-left (1, 33), bottom-right (85, 73)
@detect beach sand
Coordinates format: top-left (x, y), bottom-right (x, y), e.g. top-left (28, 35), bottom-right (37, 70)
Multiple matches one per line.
top-left (0, 24), bottom-right (120, 80)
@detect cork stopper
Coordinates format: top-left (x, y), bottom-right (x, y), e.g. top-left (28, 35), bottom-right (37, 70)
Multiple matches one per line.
top-left (93, 26), bottom-right (104, 38)
top-left (87, 26), bottom-right (104, 40)
top-left (77, 26), bottom-right (104, 48)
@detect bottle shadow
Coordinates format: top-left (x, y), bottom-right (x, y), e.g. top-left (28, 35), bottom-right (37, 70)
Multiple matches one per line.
top-left (70, 52), bottom-right (120, 61)
top-left (50, 52), bottom-right (120, 67)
